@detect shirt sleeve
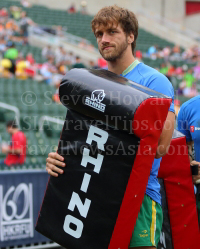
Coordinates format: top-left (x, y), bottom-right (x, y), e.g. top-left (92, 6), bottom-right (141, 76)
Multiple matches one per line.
top-left (12, 133), bottom-right (22, 150)
top-left (147, 73), bottom-right (175, 113)
top-left (177, 105), bottom-right (192, 142)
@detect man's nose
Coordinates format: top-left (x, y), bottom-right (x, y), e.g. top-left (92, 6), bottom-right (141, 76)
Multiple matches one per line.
top-left (101, 33), bottom-right (110, 43)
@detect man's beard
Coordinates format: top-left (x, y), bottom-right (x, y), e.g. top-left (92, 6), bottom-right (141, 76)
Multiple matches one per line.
top-left (99, 38), bottom-right (128, 62)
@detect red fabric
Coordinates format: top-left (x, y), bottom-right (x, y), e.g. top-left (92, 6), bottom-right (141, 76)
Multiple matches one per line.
top-left (26, 55), bottom-right (35, 65)
top-left (25, 68), bottom-right (35, 77)
top-left (135, 50), bottom-right (142, 59)
top-left (186, 1), bottom-right (200, 15)
top-left (108, 97), bottom-right (171, 249)
top-left (98, 58), bottom-right (107, 68)
top-left (5, 131), bottom-right (27, 166)
top-left (158, 136), bottom-right (200, 249)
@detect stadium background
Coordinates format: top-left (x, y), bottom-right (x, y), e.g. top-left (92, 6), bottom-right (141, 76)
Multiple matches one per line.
top-left (0, 0), bottom-right (199, 248)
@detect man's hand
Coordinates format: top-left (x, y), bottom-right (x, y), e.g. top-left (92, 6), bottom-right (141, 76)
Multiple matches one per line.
top-left (46, 152), bottom-right (65, 177)
top-left (1, 145), bottom-right (10, 154)
top-left (190, 160), bottom-right (200, 185)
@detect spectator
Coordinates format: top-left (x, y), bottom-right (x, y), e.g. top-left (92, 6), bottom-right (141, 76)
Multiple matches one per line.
top-left (0, 35), bottom-right (6, 54)
top-left (40, 57), bottom-right (57, 84)
top-left (18, 11), bottom-right (34, 44)
top-left (4, 41), bottom-right (18, 74)
top-left (10, 6), bottom-right (22, 20)
top-left (89, 60), bottom-right (99, 69)
top-left (4, 41), bottom-right (18, 60)
top-left (193, 58), bottom-right (200, 80)
top-left (0, 8), bottom-right (8, 17)
top-left (159, 63), bottom-right (169, 76)
top-left (184, 68), bottom-right (195, 88)
top-left (68, 51), bottom-right (76, 65)
top-left (172, 45), bottom-right (181, 60)
top-left (97, 57), bottom-right (107, 69)
top-left (147, 44), bottom-right (157, 58)
top-left (1, 120), bottom-right (27, 166)
top-left (26, 52), bottom-right (34, 65)
top-left (135, 50), bottom-right (142, 60)
top-left (42, 45), bottom-right (54, 60)
top-left (67, 3), bottom-right (76, 13)
top-left (72, 56), bottom-right (86, 68)
top-left (21, 0), bottom-right (32, 8)
top-left (80, 1), bottom-right (88, 15)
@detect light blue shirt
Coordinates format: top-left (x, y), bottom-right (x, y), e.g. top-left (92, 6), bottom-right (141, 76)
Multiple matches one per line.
top-left (121, 61), bottom-right (175, 204)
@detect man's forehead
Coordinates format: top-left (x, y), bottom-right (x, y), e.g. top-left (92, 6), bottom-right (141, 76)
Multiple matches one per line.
top-left (94, 22), bottom-right (119, 32)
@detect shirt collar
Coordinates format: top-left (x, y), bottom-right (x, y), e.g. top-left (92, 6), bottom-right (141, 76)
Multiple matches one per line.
top-left (121, 59), bottom-right (140, 76)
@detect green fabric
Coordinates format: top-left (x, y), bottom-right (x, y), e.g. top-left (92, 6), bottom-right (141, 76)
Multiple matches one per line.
top-left (160, 67), bottom-right (169, 75)
top-left (184, 73), bottom-right (195, 88)
top-left (12, 11), bottom-right (21, 20)
top-left (129, 195), bottom-right (163, 248)
top-left (5, 48), bottom-right (18, 60)
top-left (122, 60), bottom-right (140, 76)
top-left (72, 63), bottom-right (86, 68)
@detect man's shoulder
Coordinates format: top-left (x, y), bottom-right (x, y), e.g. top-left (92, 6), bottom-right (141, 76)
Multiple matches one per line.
top-left (133, 63), bottom-right (173, 96)
top-left (181, 96), bottom-right (200, 111)
top-left (136, 63), bottom-right (164, 79)
top-left (13, 131), bottom-right (26, 139)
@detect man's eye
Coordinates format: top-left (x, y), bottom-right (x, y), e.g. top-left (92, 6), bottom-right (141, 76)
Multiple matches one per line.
top-left (96, 33), bottom-right (102, 37)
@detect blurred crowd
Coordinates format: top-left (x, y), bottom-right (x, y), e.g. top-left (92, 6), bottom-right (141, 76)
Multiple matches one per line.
top-left (146, 44), bottom-right (200, 63)
top-left (0, 3), bottom-right (104, 104)
top-left (158, 60), bottom-right (200, 98)
top-left (134, 44), bottom-right (200, 100)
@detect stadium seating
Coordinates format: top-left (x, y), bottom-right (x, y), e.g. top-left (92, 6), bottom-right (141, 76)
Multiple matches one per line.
top-left (0, 0), bottom-right (174, 52)
top-left (0, 77), bottom-right (66, 169)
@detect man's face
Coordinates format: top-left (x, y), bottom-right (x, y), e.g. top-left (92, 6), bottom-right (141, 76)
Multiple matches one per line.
top-left (95, 23), bottom-right (129, 62)
top-left (6, 126), bottom-right (12, 134)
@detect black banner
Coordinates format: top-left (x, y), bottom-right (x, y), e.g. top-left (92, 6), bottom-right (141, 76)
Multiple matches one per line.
top-left (36, 109), bottom-right (140, 249)
top-left (0, 170), bottom-right (50, 248)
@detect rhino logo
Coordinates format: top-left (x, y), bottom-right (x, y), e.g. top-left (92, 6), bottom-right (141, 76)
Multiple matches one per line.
top-left (91, 90), bottom-right (106, 103)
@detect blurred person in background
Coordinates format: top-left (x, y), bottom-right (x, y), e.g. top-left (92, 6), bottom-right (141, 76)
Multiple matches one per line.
top-left (72, 56), bottom-right (86, 68)
top-left (80, 0), bottom-right (88, 15)
top-left (0, 8), bottom-right (8, 18)
top-left (193, 57), bottom-right (200, 80)
top-left (4, 41), bottom-right (18, 74)
top-left (177, 96), bottom-right (200, 223)
top-left (18, 11), bottom-right (34, 44)
top-left (67, 3), bottom-right (76, 14)
top-left (21, 0), bottom-right (32, 8)
top-left (1, 120), bottom-right (27, 166)
top-left (9, 6), bottom-right (22, 20)
top-left (42, 45), bottom-right (54, 60)
top-left (40, 56), bottom-right (57, 84)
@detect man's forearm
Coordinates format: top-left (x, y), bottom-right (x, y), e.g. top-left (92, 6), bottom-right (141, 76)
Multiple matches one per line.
top-left (8, 148), bottom-right (21, 155)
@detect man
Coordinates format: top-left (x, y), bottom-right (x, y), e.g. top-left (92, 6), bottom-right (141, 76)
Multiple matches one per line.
top-left (72, 56), bottom-right (86, 69)
top-left (46, 5), bottom-right (175, 249)
top-left (1, 120), bottom-right (26, 166)
top-left (177, 96), bottom-right (200, 223)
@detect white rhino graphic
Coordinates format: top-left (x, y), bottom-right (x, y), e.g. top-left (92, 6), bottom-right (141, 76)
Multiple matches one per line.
top-left (91, 90), bottom-right (106, 103)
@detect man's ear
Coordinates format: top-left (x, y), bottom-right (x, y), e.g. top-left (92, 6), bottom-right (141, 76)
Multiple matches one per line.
top-left (128, 33), bottom-right (134, 44)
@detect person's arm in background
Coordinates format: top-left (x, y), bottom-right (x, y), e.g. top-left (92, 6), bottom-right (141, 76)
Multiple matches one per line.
top-left (2, 145), bottom-right (21, 155)
top-left (177, 106), bottom-right (200, 184)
